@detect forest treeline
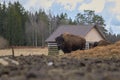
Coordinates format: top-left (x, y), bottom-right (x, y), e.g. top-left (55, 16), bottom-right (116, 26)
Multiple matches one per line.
top-left (0, 1), bottom-right (120, 47)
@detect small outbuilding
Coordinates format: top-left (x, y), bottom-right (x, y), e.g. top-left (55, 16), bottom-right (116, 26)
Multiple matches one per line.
top-left (46, 25), bottom-right (106, 55)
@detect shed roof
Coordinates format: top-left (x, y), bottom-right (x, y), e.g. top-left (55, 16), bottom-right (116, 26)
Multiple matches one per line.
top-left (46, 25), bottom-right (105, 42)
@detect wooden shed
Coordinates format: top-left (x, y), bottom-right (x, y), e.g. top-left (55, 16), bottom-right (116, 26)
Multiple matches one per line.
top-left (46, 24), bottom-right (106, 55)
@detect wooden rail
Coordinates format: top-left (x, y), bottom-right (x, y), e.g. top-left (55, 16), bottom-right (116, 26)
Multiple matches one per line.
top-left (48, 42), bottom-right (59, 55)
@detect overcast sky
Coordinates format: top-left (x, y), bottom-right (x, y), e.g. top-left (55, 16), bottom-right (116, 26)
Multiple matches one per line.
top-left (1, 0), bottom-right (120, 34)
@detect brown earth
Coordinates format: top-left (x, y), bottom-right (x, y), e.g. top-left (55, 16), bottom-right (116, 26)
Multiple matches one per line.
top-left (0, 41), bottom-right (120, 80)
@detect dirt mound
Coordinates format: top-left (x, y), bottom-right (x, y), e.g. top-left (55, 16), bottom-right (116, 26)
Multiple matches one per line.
top-left (65, 41), bottom-right (120, 59)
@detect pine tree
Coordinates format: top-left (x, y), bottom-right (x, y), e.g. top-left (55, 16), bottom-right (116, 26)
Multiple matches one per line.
top-left (4, 2), bottom-right (28, 46)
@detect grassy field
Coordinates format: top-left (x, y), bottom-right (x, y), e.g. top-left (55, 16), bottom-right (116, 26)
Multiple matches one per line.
top-left (0, 47), bottom-right (48, 56)
top-left (0, 41), bottom-right (120, 58)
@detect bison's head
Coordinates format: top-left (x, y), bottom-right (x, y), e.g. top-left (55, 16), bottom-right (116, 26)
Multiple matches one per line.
top-left (55, 35), bottom-right (65, 50)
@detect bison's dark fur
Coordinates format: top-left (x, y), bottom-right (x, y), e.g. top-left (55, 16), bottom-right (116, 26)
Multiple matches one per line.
top-left (91, 40), bottom-right (111, 48)
top-left (97, 40), bottom-right (111, 46)
top-left (55, 33), bottom-right (86, 53)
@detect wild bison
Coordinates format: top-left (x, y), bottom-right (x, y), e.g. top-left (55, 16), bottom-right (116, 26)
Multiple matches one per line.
top-left (92, 40), bottom-right (111, 48)
top-left (97, 40), bottom-right (111, 46)
top-left (55, 33), bottom-right (86, 53)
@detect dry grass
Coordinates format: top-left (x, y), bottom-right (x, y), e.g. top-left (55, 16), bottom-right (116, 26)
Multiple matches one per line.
top-left (1, 41), bottom-right (120, 59)
top-left (0, 47), bottom-right (48, 56)
top-left (64, 41), bottom-right (120, 59)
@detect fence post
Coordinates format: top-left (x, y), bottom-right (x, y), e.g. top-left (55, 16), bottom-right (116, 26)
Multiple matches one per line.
top-left (11, 46), bottom-right (15, 58)
top-left (85, 42), bottom-right (89, 49)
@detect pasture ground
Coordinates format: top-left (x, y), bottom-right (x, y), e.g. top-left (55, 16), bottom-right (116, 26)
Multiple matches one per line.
top-left (0, 41), bottom-right (120, 80)
top-left (0, 47), bottom-right (48, 56)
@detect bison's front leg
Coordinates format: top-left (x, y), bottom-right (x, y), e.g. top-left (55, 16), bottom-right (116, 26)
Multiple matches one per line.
top-left (62, 47), bottom-right (71, 53)
top-left (66, 46), bottom-right (72, 53)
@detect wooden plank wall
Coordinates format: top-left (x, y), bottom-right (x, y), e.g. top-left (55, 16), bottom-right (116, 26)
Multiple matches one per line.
top-left (48, 42), bottom-right (59, 55)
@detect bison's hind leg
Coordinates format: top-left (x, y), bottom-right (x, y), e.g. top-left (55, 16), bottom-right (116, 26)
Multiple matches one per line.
top-left (80, 45), bottom-right (85, 50)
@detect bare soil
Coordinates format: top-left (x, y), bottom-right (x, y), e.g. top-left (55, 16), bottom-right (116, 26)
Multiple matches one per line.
top-left (0, 55), bottom-right (120, 80)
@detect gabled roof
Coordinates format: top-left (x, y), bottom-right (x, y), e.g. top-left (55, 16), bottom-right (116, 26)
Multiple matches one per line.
top-left (46, 25), bottom-right (105, 42)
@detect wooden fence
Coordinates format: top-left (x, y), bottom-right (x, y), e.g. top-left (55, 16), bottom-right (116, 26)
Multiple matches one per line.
top-left (48, 42), bottom-right (59, 55)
